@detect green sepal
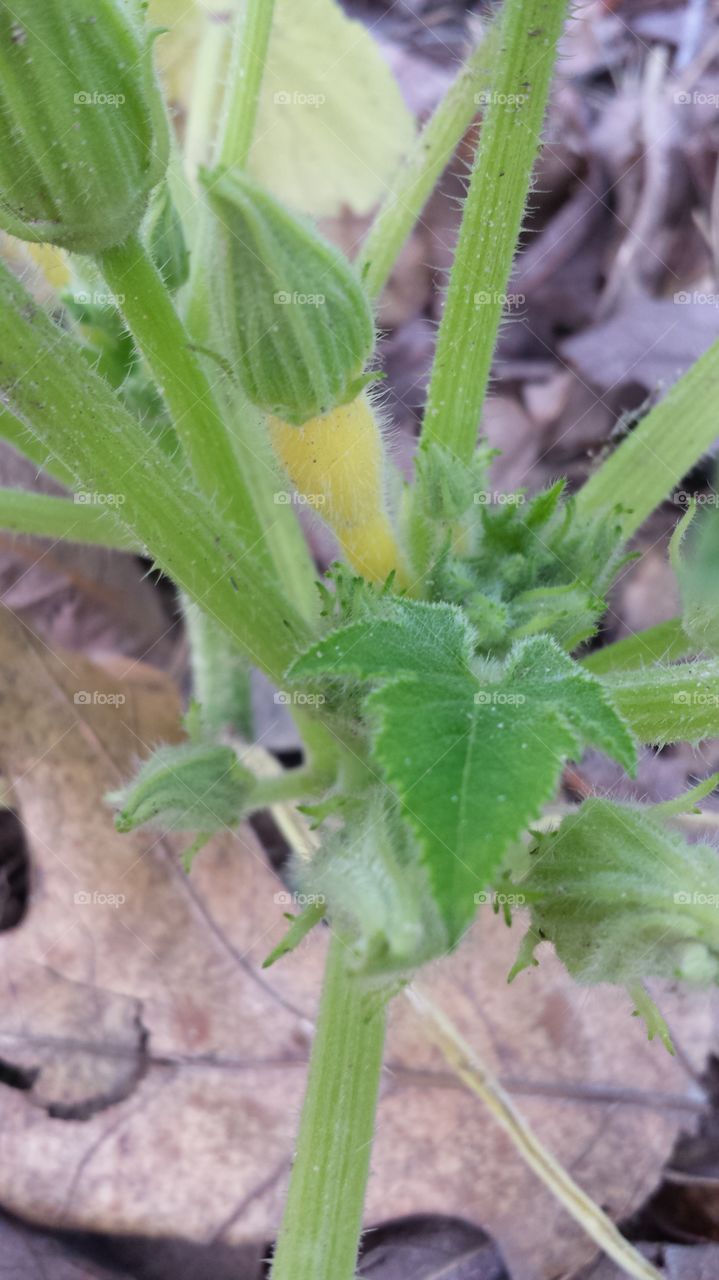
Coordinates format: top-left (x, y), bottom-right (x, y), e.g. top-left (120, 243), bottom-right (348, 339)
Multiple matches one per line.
top-left (107, 741), bottom-right (257, 835)
top-left (511, 798), bottom-right (719, 991)
top-left (144, 182), bottom-right (190, 292)
top-left (0, 0), bottom-right (169, 253)
top-left (202, 168), bottom-right (375, 425)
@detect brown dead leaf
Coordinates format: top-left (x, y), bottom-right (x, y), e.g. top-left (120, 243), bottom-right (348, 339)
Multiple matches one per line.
top-left (0, 606), bottom-right (713, 1280)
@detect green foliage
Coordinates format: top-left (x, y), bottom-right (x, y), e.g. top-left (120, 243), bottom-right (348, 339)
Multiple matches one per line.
top-left (511, 798), bottom-right (719, 991)
top-left (292, 614), bottom-right (636, 941)
top-left (145, 183), bottom-right (190, 292)
top-left (0, 0), bottom-right (168, 253)
top-left (413, 464), bottom-right (630, 656)
top-left (675, 498), bottom-right (719, 656)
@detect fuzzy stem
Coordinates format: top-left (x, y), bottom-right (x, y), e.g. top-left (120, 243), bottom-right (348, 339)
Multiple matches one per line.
top-left (421, 0), bottom-right (568, 462)
top-left (98, 234), bottom-right (256, 533)
top-left (217, 0), bottom-right (276, 171)
top-left (0, 487), bottom-right (138, 550)
top-left (183, 597), bottom-right (253, 738)
top-left (270, 935), bottom-right (389, 1280)
top-left (577, 338), bottom-right (719, 537)
top-left (409, 987), bottom-right (664, 1280)
top-left (357, 17), bottom-right (500, 300)
top-left (0, 259), bottom-right (308, 680)
top-left (0, 405), bottom-right (76, 488)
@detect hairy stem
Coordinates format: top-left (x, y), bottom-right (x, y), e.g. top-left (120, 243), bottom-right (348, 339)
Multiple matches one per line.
top-left (217, 0), bottom-right (276, 170)
top-left (270, 935), bottom-right (389, 1280)
top-left (421, 0), bottom-right (568, 462)
top-left (0, 487), bottom-right (138, 550)
top-left (577, 338), bottom-right (719, 537)
top-left (98, 234), bottom-right (257, 535)
top-left (357, 17), bottom-right (500, 300)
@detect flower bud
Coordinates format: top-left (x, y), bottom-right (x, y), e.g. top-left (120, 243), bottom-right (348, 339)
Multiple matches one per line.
top-left (511, 798), bottom-right (719, 988)
top-left (0, 0), bottom-right (169, 254)
top-left (107, 742), bottom-right (257, 835)
top-left (204, 169), bottom-right (375, 425)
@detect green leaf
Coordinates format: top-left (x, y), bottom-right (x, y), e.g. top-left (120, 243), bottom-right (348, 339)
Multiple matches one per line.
top-left (249, 0), bottom-right (414, 217)
top-left (368, 639), bottom-right (635, 938)
top-left (294, 617), bottom-right (636, 939)
top-left (603, 660), bottom-right (719, 744)
top-left (290, 600), bottom-right (475, 682)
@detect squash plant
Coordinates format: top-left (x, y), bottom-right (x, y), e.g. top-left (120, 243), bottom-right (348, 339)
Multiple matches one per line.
top-left (1, 1), bottom-right (718, 1277)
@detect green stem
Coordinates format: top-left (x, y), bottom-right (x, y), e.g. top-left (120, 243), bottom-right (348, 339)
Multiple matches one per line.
top-left (217, 0), bottom-right (276, 170)
top-left (270, 935), bottom-right (389, 1280)
top-left (581, 618), bottom-right (693, 675)
top-left (183, 597), bottom-right (253, 737)
top-left (0, 487), bottom-right (138, 550)
top-left (0, 259), bottom-right (308, 680)
top-left (576, 338), bottom-right (719, 538)
top-left (357, 17), bottom-right (500, 300)
top-left (98, 233), bottom-right (256, 538)
top-left (0, 405), bottom-right (76, 488)
top-left (421, 0), bottom-right (568, 462)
